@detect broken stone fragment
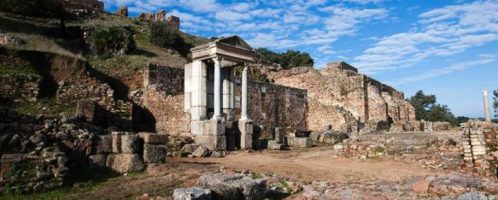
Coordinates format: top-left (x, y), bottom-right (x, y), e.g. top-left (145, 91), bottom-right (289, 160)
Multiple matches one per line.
top-left (173, 187), bottom-right (212, 200)
top-left (293, 137), bottom-right (312, 148)
top-left (197, 173), bottom-right (267, 200)
top-left (192, 145), bottom-right (210, 158)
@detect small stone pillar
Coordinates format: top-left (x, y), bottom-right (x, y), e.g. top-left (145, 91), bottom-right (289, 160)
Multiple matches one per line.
top-left (239, 64), bottom-right (253, 149)
top-left (483, 90), bottom-right (492, 122)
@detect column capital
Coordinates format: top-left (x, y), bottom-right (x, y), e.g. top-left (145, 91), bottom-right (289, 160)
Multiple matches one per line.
top-left (212, 56), bottom-right (223, 64)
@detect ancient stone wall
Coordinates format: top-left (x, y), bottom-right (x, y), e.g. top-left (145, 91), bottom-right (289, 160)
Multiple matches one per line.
top-left (245, 82), bottom-right (307, 137)
top-left (461, 121), bottom-right (498, 178)
top-left (263, 62), bottom-right (416, 133)
top-left (140, 64), bottom-right (189, 135)
top-left (0, 75), bottom-right (40, 102)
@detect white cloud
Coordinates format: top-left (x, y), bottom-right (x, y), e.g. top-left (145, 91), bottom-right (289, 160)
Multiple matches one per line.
top-left (353, 0), bottom-right (498, 74)
top-left (389, 55), bottom-right (496, 85)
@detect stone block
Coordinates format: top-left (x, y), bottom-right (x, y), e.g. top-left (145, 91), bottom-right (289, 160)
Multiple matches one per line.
top-left (88, 154), bottom-right (107, 168)
top-left (181, 144), bottom-right (200, 154)
top-left (239, 120), bottom-right (253, 150)
top-left (294, 137), bottom-right (312, 148)
top-left (143, 144), bottom-right (167, 163)
top-left (173, 187), bottom-right (212, 200)
top-left (139, 132), bottom-right (168, 144)
top-left (0, 154), bottom-right (23, 163)
top-left (95, 135), bottom-right (112, 154)
top-left (267, 140), bottom-right (285, 150)
top-left (107, 154), bottom-right (145, 173)
top-left (121, 135), bottom-right (140, 154)
top-left (198, 173), bottom-right (267, 200)
top-left (192, 145), bottom-right (210, 157)
top-left (112, 132), bottom-right (122, 153)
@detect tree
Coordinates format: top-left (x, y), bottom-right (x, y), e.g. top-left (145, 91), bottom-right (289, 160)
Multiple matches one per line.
top-left (149, 22), bottom-right (190, 57)
top-left (494, 89), bottom-right (498, 118)
top-left (256, 48), bottom-right (314, 69)
top-left (408, 90), bottom-right (458, 125)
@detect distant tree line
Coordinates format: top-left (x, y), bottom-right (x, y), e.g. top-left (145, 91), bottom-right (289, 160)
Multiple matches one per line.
top-left (408, 90), bottom-right (468, 125)
top-left (255, 48), bottom-right (314, 69)
top-left (494, 89), bottom-right (498, 118)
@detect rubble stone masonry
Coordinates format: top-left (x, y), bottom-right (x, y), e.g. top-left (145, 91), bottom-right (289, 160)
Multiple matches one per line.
top-left (264, 62), bottom-right (416, 132)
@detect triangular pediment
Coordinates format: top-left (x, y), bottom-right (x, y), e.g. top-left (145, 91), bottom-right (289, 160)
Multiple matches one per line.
top-left (215, 36), bottom-right (252, 50)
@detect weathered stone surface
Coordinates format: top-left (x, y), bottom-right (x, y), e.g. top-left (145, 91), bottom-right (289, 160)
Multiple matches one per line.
top-left (88, 154), bottom-right (107, 168)
top-left (112, 132), bottom-right (122, 153)
top-left (95, 135), bottom-right (112, 154)
top-left (115, 6), bottom-right (128, 17)
top-left (121, 134), bottom-right (140, 154)
top-left (181, 144), bottom-right (200, 154)
top-left (412, 179), bottom-right (430, 193)
top-left (192, 145), bottom-right (210, 158)
top-left (294, 137), bottom-right (312, 148)
top-left (267, 140), bottom-right (285, 150)
top-left (173, 187), bottom-right (212, 200)
top-left (106, 154), bottom-right (145, 173)
top-left (143, 144), bottom-right (167, 163)
top-left (139, 132), bottom-right (168, 144)
top-left (456, 191), bottom-right (487, 200)
top-left (198, 173), bottom-right (267, 200)
top-left (0, 154), bottom-right (23, 163)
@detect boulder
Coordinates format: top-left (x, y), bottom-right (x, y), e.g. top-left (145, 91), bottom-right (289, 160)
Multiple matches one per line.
top-left (309, 132), bottom-right (321, 145)
top-left (107, 154), bottom-right (145, 173)
top-left (139, 132), bottom-right (168, 144)
top-left (143, 144), bottom-right (167, 163)
top-left (198, 173), bottom-right (267, 200)
top-left (121, 135), bottom-right (140, 154)
top-left (294, 137), bottom-right (312, 148)
top-left (192, 145), bottom-right (210, 158)
top-left (95, 135), bottom-right (112, 154)
top-left (173, 187), bottom-right (212, 200)
top-left (181, 144), bottom-right (200, 154)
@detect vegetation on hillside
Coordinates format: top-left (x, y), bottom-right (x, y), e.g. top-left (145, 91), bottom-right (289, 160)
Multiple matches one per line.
top-left (149, 22), bottom-right (191, 57)
top-left (86, 26), bottom-right (136, 57)
top-left (408, 90), bottom-right (465, 125)
top-left (256, 48), bottom-right (314, 69)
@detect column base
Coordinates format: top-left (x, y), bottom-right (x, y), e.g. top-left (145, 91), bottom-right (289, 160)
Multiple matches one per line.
top-left (194, 120), bottom-right (226, 151)
top-left (238, 119), bottom-right (253, 150)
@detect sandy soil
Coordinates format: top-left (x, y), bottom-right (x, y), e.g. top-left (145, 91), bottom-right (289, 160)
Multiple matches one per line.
top-left (183, 147), bottom-right (439, 183)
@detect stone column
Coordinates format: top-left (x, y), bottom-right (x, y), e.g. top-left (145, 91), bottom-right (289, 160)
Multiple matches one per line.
top-left (212, 57), bottom-right (222, 120)
top-left (239, 63), bottom-right (253, 149)
top-left (241, 64), bottom-right (249, 120)
top-left (483, 90), bottom-right (492, 122)
top-left (223, 68), bottom-right (232, 120)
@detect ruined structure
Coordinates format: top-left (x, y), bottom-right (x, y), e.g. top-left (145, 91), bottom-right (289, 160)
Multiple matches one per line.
top-left (264, 62), bottom-right (416, 133)
top-left (138, 10), bottom-right (181, 31)
top-left (184, 36), bottom-right (257, 150)
top-left (462, 121), bottom-right (498, 178)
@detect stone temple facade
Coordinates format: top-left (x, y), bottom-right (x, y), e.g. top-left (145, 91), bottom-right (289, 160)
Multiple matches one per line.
top-left (139, 35), bottom-right (415, 151)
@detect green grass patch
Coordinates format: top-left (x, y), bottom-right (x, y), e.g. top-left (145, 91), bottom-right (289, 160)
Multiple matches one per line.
top-left (14, 98), bottom-right (75, 117)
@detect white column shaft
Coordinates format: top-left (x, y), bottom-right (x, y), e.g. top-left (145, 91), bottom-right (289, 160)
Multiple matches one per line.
top-left (483, 90), bottom-right (492, 122)
top-left (213, 57), bottom-right (222, 120)
top-left (241, 64), bottom-right (249, 120)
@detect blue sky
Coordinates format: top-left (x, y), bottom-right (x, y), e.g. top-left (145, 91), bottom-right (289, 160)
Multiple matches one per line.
top-left (103, 0), bottom-right (498, 118)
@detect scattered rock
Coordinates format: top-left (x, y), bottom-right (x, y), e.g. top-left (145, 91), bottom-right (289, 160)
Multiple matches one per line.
top-left (173, 187), bottom-right (212, 200)
top-left (143, 144), bottom-right (167, 163)
top-left (192, 145), bottom-right (210, 158)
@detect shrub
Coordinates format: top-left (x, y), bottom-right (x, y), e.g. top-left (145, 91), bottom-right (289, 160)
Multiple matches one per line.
top-left (86, 27), bottom-right (136, 57)
top-left (149, 22), bottom-right (191, 57)
top-left (256, 48), bottom-right (314, 69)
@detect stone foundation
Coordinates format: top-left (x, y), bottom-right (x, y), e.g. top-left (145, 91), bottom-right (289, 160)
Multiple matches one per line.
top-left (461, 121), bottom-right (498, 178)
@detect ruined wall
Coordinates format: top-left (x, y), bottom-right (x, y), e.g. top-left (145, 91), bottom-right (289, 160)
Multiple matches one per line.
top-left (264, 62), bottom-right (416, 132)
top-left (245, 82), bottom-right (307, 137)
top-left (461, 121), bottom-right (498, 178)
top-left (58, 0), bottom-right (104, 12)
top-left (0, 75), bottom-right (40, 102)
top-left (141, 64), bottom-right (189, 135)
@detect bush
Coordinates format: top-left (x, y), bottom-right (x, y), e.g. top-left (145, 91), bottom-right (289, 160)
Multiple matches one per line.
top-left (149, 22), bottom-right (191, 57)
top-left (86, 27), bottom-right (136, 57)
top-left (256, 48), bottom-right (314, 69)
